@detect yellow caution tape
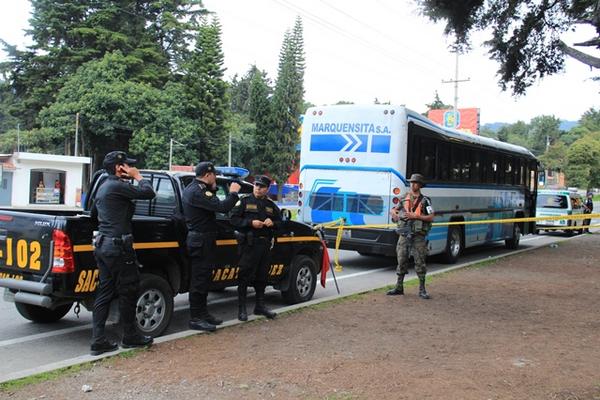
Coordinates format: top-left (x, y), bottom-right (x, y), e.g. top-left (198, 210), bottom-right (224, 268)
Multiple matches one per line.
top-left (315, 213), bottom-right (600, 271)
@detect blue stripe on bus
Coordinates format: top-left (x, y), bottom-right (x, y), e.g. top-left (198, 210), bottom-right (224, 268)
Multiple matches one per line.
top-left (310, 135), bottom-right (349, 151)
top-left (370, 135), bottom-right (391, 153)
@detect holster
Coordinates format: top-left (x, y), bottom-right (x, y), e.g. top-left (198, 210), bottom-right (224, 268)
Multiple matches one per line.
top-left (234, 230), bottom-right (246, 245)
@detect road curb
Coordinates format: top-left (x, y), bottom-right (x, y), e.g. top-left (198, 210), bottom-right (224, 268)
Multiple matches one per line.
top-left (0, 233), bottom-right (584, 385)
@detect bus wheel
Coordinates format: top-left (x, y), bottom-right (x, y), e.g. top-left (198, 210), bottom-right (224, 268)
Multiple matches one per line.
top-left (15, 302), bottom-right (72, 323)
top-left (505, 223), bottom-right (521, 249)
top-left (281, 255), bottom-right (317, 304)
top-left (442, 227), bottom-right (462, 264)
top-left (135, 274), bottom-right (174, 338)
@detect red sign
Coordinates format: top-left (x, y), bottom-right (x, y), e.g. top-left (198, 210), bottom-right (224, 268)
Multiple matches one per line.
top-left (427, 108), bottom-right (480, 135)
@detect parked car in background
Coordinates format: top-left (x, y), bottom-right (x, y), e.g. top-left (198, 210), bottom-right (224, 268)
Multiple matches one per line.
top-left (536, 189), bottom-right (585, 235)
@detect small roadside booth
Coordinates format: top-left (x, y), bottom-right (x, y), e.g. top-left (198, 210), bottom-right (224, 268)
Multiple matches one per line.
top-left (0, 152), bottom-right (91, 208)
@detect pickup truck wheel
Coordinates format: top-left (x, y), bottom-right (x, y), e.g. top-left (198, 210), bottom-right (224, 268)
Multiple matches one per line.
top-left (442, 226), bottom-right (462, 264)
top-left (15, 302), bottom-right (72, 323)
top-left (135, 274), bottom-right (173, 338)
top-left (281, 255), bottom-right (317, 304)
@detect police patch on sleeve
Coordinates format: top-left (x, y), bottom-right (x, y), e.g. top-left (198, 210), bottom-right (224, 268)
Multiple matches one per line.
top-left (426, 205), bottom-right (434, 214)
top-left (204, 191), bottom-right (213, 197)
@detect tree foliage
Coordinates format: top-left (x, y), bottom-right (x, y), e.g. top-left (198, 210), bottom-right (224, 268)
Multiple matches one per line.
top-left (416, 0), bottom-right (600, 95)
top-left (1, 0), bottom-right (205, 130)
top-left (181, 17), bottom-right (228, 163)
top-left (565, 134), bottom-right (600, 189)
top-left (265, 17), bottom-right (306, 198)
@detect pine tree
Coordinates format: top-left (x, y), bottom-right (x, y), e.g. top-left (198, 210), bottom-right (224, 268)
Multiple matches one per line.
top-left (267, 17), bottom-right (305, 199)
top-left (182, 17), bottom-right (228, 162)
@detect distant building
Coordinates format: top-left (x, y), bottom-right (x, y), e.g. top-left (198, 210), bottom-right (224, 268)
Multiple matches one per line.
top-left (0, 152), bottom-right (91, 208)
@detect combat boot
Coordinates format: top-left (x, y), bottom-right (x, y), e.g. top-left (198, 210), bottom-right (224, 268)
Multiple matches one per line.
top-left (238, 285), bottom-right (248, 321)
top-left (189, 318), bottom-right (217, 332)
top-left (122, 333), bottom-right (153, 349)
top-left (189, 293), bottom-right (217, 331)
top-left (206, 313), bottom-right (223, 325)
top-left (386, 274), bottom-right (405, 295)
top-left (90, 339), bottom-right (118, 356)
top-left (254, 288), bottom-right (277, 319)
top-left (418, 276), bottom-right (431, 299)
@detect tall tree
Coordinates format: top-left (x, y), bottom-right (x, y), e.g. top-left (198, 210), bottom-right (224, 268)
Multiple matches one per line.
top-left (1, 0), bottom-right (205, 130)
top-left (416, 0), bottom-right (600, 95)
top-left (182, 17), bottom-right (228, 163)
top-left (528, 115), bottom-right (561, 155)
top-left (565, 134), bottom-right (600, 189)
top-left (266, 17), bottom-right (305, 198)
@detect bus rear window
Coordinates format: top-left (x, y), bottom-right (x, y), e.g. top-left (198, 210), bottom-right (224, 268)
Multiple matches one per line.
top-left (309, 192), bottom-right (383, 215)
top-left (537, 194), bottom-right (568, 209)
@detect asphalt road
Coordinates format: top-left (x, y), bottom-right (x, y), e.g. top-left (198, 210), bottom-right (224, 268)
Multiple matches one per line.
top-left (0, 230), bottom-right (591, 382)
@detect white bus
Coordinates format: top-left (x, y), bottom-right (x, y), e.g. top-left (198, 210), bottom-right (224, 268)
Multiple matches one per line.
top-left (298, 105), bottom-right (538, 262)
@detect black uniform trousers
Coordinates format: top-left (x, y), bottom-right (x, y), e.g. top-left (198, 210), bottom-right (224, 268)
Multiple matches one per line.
top-left (238, 237), bottom-right (271, 291)
top-left (187, 232), bottom-right (217, 318)
top-left (92, 238), bottom-right (139, 343)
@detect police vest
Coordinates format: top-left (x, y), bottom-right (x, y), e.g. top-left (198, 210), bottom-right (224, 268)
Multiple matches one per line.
top-left (402, 193), bottom-right (432, 234)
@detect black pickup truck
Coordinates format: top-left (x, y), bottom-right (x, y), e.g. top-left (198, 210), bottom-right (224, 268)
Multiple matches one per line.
top-left (0, 169), bottom-right (324, 337)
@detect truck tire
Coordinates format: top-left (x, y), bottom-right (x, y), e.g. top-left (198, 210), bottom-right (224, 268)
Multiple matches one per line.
top-left (15, 302), bottom-right (72, 323)
top-left (442, 226), bottom-right (462, 264)
top-left (505, 223), bottom-right (521, 249)
top-left (135, 274), bottom-right (173, 338)
top-left (281, 255), bottom-right (317, 304)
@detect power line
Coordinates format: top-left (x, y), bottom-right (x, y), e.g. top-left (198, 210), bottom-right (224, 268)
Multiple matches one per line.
top-left (318, 0), bottom-right (447, 73)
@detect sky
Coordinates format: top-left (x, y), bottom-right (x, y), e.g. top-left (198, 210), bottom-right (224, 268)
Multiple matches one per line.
top-left (1, 0), bottom-right (598, 125)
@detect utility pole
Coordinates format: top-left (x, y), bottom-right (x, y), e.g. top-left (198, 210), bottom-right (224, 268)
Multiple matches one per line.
top-left (228, 131), bottom-right (232, 167)
top-left (442, 51), bottom-right (470, 128)
top-left (169, 138), bottom-right (173, 171)
top-left (169, 138), bottom-right (185, 171)
top-left (74, 112), bottom-right (80, 157)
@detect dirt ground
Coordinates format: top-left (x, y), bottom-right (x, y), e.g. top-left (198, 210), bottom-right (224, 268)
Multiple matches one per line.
top-left (3, 235), bottom-right (600, 400)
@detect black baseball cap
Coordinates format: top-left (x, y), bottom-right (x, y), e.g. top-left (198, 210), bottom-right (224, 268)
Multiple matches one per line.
top-left (103, 151), bottom-right (137, 169)
top-left (195, 161), bottom-right (216, 176)
top-left (254, 175), bottom-right (272, 187)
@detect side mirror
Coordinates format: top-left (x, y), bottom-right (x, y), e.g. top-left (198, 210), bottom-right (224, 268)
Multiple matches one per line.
top-left (281, 208), bottom-right (292, 222)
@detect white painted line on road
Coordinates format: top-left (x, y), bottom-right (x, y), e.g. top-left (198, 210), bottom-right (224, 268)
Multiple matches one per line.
top-left (0, 324), bottom-right (95, 348)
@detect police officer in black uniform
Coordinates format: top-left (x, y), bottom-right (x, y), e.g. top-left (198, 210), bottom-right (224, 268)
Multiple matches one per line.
top-left (90, 151), bottom-right (156, 356)
top-left (230, 175), bottom-right (281, 321)
top-left (182, 161), bottom-right (241, 331)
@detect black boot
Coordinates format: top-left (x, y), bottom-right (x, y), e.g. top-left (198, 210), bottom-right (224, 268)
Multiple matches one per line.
top-left (206, 313), bottom-right (223, 325)
top-left (386, 274), bottom-right (405, 295)
top-left (189, 293), bottom-right (217, 332)
top-left (418, 276), bottom-right (431, 299)
top-left (238, 285), bottom-right (248, 321)
top-left (254, 287), bottom-right (277, 319)
top-left (90, 339), bottom-right (118, 356)
top-left (122, 333), bottom-right (153, 349)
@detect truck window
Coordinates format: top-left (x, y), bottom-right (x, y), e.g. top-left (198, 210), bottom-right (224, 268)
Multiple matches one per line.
top-left (152, 177), bottom-right (177, 217)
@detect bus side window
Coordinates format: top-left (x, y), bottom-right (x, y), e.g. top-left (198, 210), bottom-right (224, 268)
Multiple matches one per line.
top-left (450, 145), bottom-right (462, 182)
top-left (437, 144), bottom-right (450, 182)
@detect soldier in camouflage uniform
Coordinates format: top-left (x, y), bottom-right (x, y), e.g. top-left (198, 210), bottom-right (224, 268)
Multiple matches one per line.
top-left (387, 173), bottom-right (435, 299)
